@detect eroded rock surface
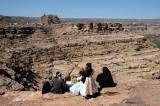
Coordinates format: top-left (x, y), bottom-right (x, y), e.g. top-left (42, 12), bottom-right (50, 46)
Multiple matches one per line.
top-left (0, 21), bottom-right (160, 92)
top-left (0, 26), bottom-right (35, 39)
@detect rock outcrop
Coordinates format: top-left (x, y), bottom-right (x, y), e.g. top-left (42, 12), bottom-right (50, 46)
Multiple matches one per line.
top-left (52, 22), bottom-right (124, 36)
top-left (0, 26), bottom-right (35, 39)
top-left (40, 14), bottom-right (60, 25)
top-left (76, 22), bottom-right (124, 32)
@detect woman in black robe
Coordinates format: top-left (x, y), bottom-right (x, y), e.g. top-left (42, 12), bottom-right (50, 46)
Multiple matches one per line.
top-left (96, 67), bottom-right (117, 90)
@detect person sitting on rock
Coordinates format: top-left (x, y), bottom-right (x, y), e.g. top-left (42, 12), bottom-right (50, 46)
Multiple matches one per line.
top-left (69, 70), bottom-right (85, 95)
top-left (96, 67), bottom-right (117, 90)
top-left (50, 72), bottom-right (68, 94)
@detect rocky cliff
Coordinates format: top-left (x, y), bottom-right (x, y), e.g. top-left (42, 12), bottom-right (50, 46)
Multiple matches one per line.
top-left (0, 21), bottom-right (160, 92)
top-left (0, 26), bottom-right (35, 39)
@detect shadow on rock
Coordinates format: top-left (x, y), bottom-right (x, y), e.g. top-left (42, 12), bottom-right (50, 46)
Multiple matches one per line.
top-left (6, 52), bottom-right (39, 91)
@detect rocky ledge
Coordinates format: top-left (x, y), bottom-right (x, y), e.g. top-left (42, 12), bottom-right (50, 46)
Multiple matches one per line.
top-left (0, 26), bottom-right (35, 39)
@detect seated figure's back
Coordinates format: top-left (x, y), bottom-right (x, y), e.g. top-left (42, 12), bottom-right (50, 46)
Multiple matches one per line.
top-left (51, 72), bottom-right (66, 94)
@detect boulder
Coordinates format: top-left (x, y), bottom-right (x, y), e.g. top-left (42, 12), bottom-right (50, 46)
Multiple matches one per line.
top-left (40, 14), bottom-right (60, 25)
top-left (0, 28), bottom-right (5, 35)
top-left (89, 22), bottom-right (93, 30)
top-left (0, 76), bottom-right (24, 91)
top-left (96, 23), bottom-right (103, 31)
top-left (76, 23), bottom-right (84, 30)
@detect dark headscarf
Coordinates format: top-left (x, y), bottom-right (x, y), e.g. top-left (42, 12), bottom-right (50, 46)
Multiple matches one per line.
top-left (85, 63), bottom-right (93, 77)
top-left (86, 63), bottom-right (92, 68)
top-left (55, 71), bottom-right (62, 78)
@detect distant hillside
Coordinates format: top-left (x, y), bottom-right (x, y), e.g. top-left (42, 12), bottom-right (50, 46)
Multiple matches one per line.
top-left (61, 18), bottom-right (160, 25)
top-left (0, 15), bottom-right (40, 24)
top-left (0, 15), bottom-right (160, 25)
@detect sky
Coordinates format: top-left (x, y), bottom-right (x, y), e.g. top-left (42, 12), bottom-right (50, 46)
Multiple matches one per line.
top-left (0, 0), bottom-right (160, 19)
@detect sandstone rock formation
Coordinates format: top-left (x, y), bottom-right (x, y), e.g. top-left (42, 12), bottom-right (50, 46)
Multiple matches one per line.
top-left (40, 14), bottom-right (60, 25)
top-left (0, 26), bottom-right (35, 39)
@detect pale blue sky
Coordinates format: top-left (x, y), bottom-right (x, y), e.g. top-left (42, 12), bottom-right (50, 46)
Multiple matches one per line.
top-left (0, 0), bottom-right (160, 19)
